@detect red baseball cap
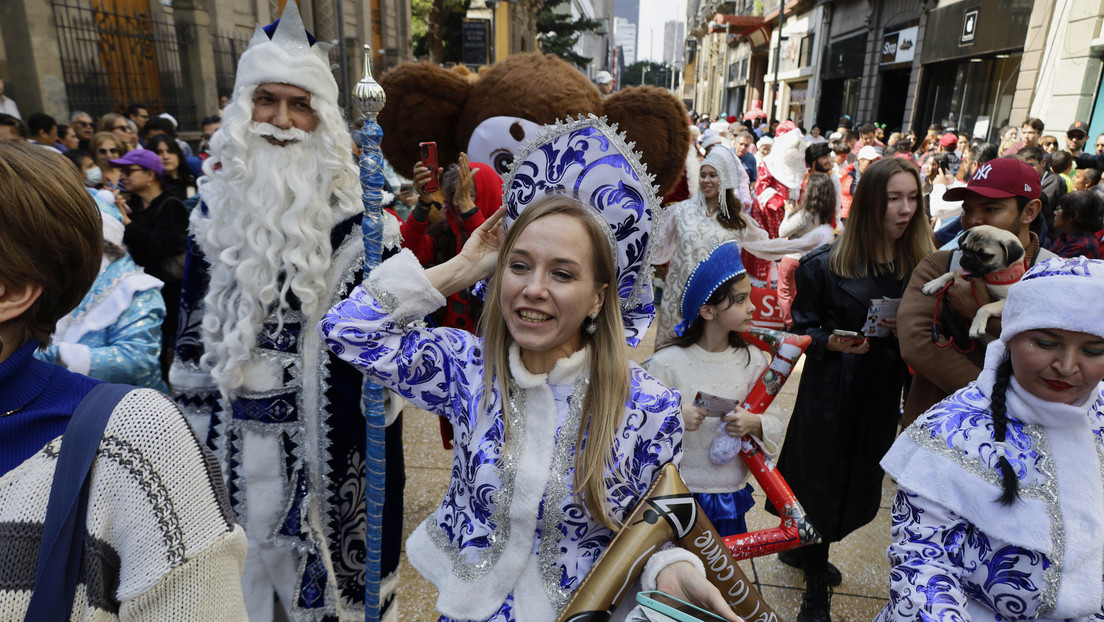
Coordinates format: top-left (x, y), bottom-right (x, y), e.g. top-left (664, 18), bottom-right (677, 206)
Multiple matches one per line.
top-left (938, 132), bottom-right (958, 147)
top-left (944, 157), bottom-right (1040, 202)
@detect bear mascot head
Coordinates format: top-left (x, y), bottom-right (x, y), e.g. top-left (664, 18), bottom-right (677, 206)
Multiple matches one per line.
top-left (377, 53), bottom-right (690, 197)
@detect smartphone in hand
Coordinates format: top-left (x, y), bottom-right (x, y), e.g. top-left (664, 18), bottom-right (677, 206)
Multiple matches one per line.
top-left (832, 329), bottom-right (863, 343)
top-left (636, 591), bottom-right (732, 622)
top-left (419, 141), bottom-right (439, 193)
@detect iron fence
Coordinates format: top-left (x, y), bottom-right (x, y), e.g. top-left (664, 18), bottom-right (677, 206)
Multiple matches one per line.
top-left (213, 28), bottom-right (250, 100)
top-left (51, 0), bottom-right (192, 129)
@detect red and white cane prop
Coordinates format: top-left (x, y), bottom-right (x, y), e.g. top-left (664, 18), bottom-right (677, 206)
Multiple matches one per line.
top-left (723, 327), bottom-right (821, 560)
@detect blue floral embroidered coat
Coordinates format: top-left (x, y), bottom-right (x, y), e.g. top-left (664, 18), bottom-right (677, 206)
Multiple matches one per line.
top-left (876, 343), bottom-right (1104, 621)
top-left (319, 249), bottom-right (683, 622)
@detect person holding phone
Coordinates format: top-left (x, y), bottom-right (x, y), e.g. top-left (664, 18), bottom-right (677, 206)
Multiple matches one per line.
top-left (768, 156), bottom-right (934, 622)
top-left (401, 151), bottom-right (503, 333)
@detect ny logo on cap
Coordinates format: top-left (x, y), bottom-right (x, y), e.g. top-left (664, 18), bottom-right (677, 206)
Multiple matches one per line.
top-left (974, 163), bottom-right (992, 180)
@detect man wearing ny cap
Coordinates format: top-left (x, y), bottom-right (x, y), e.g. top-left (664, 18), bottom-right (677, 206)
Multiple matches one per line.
top-left (897, 157), bottom-right (1056, 427)
top-left (111, 148), bottom-right (189, 381)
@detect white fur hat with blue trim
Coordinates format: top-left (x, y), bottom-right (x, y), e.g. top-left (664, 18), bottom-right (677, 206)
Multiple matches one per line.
top-left (1000, 257), bottom-right (1104, 343)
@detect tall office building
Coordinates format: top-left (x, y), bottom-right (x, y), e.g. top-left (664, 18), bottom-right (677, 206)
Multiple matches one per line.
top-left (662, 20), bottom-right (684, 65)
top-left (613, 16), bottom-right (638, 66)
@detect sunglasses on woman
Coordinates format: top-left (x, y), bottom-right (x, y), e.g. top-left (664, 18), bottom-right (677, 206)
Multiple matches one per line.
top-left (97, 148), bottom-right (120, 155)
top-left (112, 124), bottom-right (133, 133)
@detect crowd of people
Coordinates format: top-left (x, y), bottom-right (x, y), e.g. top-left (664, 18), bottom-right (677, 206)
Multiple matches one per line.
top-left (2, 4), bottom-right (1103, 621)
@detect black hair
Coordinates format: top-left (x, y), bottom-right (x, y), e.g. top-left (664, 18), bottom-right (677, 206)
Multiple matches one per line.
top-left (657, 273), bottom-right (751, 354)
top-left (894, 138), bottom-right (913, 154)
top-left (1081, 168), bottom-right (1102, 188)
top-left (1022, 117), bottom-right (1045, 133)
top-left (800, 173), bottom-right (836, 225)
top-left (1049, 150), bottom-right (1072, 175)
top-left (28, 112), bottom-right (57, 136)
top-left (125, 103), bottom-right (149, 117)
top-left (830, 139), bottom-right (851, 156)
top-left (0, 113), bottom-right (28, 138)
top-left (1057, 190), bottom-right (1104, 231)
top-left (845, 130), bottom-right (859, 143)
top-left (143, 116), bottom-right (176, 138)
top-left (971, 142), bottom-right (1000, 166)
top-left (858, 123), bottom-right (875, 135)
top-left (201, 115), bottom-right (221, 128)
top-left (990, 354), bottom-right (1020, 506)
top-left (62, 148), bottom-right (91, 170)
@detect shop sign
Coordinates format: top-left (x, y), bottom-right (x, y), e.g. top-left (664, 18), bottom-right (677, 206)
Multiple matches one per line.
top-left (961, 9), bottom-right (978, 45)
top-left (881, 26), bottom-right (918, 65)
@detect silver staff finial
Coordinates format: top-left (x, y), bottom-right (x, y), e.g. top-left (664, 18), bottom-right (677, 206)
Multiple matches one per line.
top-left (353, 44), bottom-right (386, 118)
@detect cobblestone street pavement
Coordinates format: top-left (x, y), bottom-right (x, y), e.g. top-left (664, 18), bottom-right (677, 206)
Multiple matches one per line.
top-left (396, 324), bottom-right (896, 620)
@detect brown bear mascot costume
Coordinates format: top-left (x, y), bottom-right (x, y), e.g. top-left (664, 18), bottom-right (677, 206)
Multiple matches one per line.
top-left (376, 53), bottom-right (690, 198)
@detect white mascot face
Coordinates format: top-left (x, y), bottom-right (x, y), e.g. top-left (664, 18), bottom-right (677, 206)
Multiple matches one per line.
top-left (467, 115), bottom-right (543, 176)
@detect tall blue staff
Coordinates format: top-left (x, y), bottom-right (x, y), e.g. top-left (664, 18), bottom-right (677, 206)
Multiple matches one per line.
top-left (352, 44), bottom-right (387, 622)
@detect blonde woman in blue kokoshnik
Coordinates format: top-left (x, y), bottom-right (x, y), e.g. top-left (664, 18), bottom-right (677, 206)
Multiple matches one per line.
top-left (320, 117), bottom-right (742, 622)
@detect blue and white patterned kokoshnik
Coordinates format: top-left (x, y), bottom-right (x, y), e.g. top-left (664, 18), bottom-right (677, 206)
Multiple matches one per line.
top-left (501, 114), bottom-right (664, 347)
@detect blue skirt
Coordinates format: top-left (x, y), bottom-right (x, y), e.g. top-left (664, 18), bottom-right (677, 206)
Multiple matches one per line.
top-left (693, 484), bottom-right (755, 537)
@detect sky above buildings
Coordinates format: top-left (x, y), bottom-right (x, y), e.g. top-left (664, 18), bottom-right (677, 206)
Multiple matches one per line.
top-left (637, 0), bottom-right (687, 63)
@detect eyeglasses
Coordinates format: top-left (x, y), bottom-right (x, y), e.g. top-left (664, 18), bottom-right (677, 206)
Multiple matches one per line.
top-left (120, 167), bottom-right (146, 175)
top-left (73, 120), bottom-right (92, 127)
top-left (97, 148), bottom-right (120, 155)
top-left (113, 124), bottom-right (133, 133)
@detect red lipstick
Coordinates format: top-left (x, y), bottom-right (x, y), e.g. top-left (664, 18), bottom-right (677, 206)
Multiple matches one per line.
top-left (1043, 379), bottom-right (1074, 391)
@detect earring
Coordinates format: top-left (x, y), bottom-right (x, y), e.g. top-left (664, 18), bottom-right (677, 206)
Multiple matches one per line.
top-left (585, 312), bottom-right (598, 335)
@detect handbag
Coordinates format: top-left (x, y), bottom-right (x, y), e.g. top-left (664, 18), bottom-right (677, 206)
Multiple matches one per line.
top-left (23, 383), bottom-right (133, 622)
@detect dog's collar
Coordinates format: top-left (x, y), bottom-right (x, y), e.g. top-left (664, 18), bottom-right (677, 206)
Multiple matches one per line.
top-left (982, 259), bottom-right (1028, 286)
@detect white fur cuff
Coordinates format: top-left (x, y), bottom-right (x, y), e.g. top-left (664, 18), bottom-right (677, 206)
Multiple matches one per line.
top-left (640, 545), bottom-right (706, 592)
top-left (365, 248), bottom-right (446, 325)
top-left (57, 342), bottom-right (92, 376)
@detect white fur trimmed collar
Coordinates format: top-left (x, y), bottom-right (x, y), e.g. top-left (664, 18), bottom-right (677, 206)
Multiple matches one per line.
top-left (508, 342), bottom-right (590, 388)
top-left (884, 340), bottom-right (1104, 617)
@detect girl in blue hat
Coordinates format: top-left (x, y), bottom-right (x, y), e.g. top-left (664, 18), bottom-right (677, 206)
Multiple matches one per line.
top-left (647, 240), bottom-right (785, 536)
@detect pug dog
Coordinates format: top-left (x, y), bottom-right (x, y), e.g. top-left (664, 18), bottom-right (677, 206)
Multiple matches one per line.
top-left (922, 225), bottom-right (1026, 339)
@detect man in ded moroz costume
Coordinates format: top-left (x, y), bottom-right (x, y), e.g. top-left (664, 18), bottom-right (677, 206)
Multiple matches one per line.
top-left (170, 2), bottom-right (403, 619)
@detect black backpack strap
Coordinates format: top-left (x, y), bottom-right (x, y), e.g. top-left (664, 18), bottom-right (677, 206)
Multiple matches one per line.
top-left (24, 383), bottom-right (134, 622)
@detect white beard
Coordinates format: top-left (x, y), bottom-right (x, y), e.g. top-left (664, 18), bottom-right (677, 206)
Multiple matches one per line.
top-left (196, 119), bottom-right (360, 395)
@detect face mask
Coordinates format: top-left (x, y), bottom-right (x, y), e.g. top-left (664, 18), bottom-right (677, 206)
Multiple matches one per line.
top-left (85, 166), bottom-right (103, 185)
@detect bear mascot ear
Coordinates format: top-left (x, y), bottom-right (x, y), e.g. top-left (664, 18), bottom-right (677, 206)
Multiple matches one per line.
top-left (602, 86), bottom-right (690, 197)
top-left (377, 62), bottom-right (472, 177)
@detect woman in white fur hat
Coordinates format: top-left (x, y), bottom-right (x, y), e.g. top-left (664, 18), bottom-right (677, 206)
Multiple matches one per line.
top-left (877, 257), bottom-right (1104, 621)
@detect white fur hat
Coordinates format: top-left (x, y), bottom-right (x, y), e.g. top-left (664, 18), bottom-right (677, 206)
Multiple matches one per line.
top-left (1001, 257), bottom-right (1104, 343)
top-left (233, 1), bottom-right (338, 106)
top-left (763, 126), bottom-right (807, 190)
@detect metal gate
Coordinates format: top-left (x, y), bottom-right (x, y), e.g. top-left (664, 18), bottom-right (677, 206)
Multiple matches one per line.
top-left (51, 0), bottom-right (192, 129)
top-left (213, 28), bottom-right (250, 101)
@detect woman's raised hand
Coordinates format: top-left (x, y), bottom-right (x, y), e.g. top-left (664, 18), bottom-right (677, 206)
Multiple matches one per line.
top-left (458, 206), bottom-right (506, 281)
top-left (455, 152), bottom-right (478, 212)
top-left (655, 561), bottom-right (743, 622)
top-left (425, 207), bottom-right (506, 298)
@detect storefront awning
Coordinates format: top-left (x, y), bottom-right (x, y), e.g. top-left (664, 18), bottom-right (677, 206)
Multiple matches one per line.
top-left (709, 14), bottom-right (771, 49)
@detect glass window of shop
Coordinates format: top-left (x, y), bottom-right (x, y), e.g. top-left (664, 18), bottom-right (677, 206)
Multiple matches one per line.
top-left (916, 53), bottom-right (1021, 143)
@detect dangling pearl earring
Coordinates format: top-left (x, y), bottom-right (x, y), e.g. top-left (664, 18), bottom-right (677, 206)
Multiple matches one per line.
top-left (585, 312), bottom-right (598, 335)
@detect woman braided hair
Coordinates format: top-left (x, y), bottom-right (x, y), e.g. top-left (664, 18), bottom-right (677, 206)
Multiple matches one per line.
top-left (988, 354), bottom-right (1019, 505)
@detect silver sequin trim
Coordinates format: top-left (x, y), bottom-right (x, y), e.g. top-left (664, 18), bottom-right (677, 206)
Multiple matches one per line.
top-left (423, 382), bottom-right (527, 578)
top-left (907, 421), bottom-right (1063, 614)
top-left (538, 376), bottom-right (590, 611)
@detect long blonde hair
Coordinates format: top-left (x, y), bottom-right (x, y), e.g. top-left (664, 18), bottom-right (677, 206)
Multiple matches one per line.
top-left (480, 196), bottom-right (631, 530)
top-left (829, 157), bottom-right (934, 280)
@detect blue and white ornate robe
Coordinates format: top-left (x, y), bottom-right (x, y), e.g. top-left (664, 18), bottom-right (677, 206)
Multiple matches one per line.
top-left (36, 251), bottom-right (167, 392)
top-left (877, 342), bottom-right (1104, 621)
top-left (171, 206), bottom-right (403, 621)
top-left (319, 249), bottom-right (684, 622)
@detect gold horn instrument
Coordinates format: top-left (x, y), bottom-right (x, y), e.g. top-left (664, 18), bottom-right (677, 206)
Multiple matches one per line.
top-left (556, 463), bottom-right (778, 622)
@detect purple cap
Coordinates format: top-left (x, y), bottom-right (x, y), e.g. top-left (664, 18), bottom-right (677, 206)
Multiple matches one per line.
top-left (109, 148), bottom-right (163, 176)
